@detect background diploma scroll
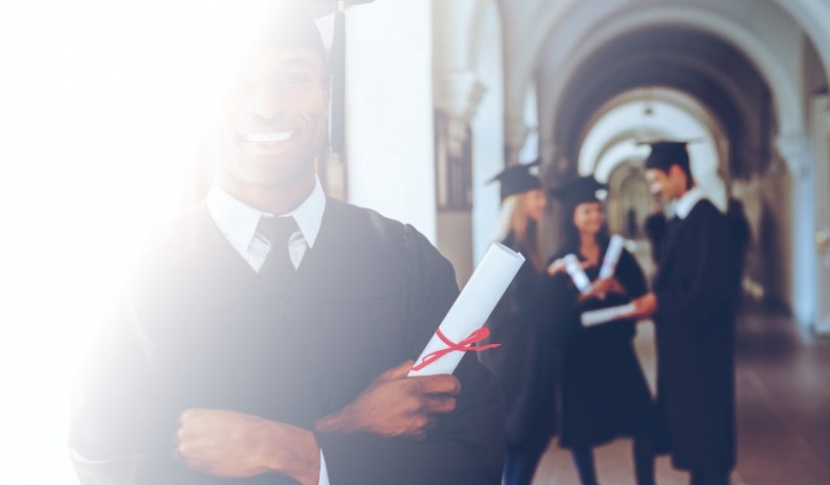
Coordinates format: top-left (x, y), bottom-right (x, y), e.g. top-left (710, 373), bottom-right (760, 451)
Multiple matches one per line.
top-left (408, 243), bottom-right (525, 377)
top-left (580, 303), bottom-right (637, 327)
top-left (564, 254), bottom-right (592, 294)
top-left (598, 234), bottom-right (625, 279)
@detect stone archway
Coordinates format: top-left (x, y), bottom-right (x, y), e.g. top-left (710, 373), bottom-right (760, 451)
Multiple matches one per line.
top-left (530, 12), bottom-right (793, 315)
top-left (503, 0), bottom-right (830, 140)
top-left (489, 0), bottom-right (830, 324)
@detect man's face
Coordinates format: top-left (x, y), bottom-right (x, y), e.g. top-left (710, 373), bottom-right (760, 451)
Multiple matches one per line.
top-left (646, 166), bottom-right (682, 201)
top-left (219, 45), bottom-right (328, 189)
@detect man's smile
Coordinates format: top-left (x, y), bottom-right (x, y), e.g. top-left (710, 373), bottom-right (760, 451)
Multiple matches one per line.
top-left (243, 130), bottom-right (297, 145)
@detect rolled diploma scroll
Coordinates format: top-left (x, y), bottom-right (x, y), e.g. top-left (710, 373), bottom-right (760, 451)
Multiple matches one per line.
top-left (598, 235), bottom-right (625, 279)
top-left (581, 303), bottom-right (636, 327)
top-left (408, 243), bottom-right (525, 377)
top-left (564, 254), bottom-right (592, 294)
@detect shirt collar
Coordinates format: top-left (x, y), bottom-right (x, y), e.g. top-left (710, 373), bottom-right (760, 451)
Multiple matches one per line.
top-left (286, 177), bottom-right (326, 248)
top-left (673, 186), bottom-right (706, 220)
top-left (207, 177), bottom-right (326, 252)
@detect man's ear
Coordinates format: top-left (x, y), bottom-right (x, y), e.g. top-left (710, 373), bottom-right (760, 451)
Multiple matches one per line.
top-left (669, 164), bottom-right (686, 186)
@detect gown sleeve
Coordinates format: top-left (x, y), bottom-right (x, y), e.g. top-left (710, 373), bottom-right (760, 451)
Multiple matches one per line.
top-left (315, 225), bottom-right (506, 485)
top-left (645, 212), bottom-right (668, 263)
top-left (615, 248), bottom-right (648, 299)
top-left (482, 251), bottom-right (540, 368)
top-left (546, 255), bottom-right (583, 351)
top-left (654, 206), bottom-right (732, 335)
top-left (68, 295), bottom-right (188, 485)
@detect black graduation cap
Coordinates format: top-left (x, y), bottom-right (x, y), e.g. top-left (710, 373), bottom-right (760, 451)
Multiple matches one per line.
top-left (638, 139), bottom-right (698, 171)
top-left (310, 0), bottom-right (376, 17)
top-left (548, 176), bottom-right (607, 208)
top-left (488, 160), bottom-right (543, 201)
top-left (261, 0), bottom-right (376, 162)
top-left (316, 1), bottom-right (374, 162)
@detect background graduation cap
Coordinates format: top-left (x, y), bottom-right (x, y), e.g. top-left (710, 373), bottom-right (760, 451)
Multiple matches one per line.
top-left (265, 0), bottom-right (376, 162)
top-left (488, 160), bottom-right (543, 201)
top-left (637, 139), bottom-right (702, 171)
top-left (548, 175), bottom-right (608, 210)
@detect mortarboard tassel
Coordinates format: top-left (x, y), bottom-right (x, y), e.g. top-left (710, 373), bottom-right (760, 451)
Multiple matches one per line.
top-left (329, 1), bottom-right (347, 163)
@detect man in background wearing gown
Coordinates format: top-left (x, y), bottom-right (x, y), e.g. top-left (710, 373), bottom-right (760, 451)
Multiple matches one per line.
top-left (628, 141), bottom-right (738, 485)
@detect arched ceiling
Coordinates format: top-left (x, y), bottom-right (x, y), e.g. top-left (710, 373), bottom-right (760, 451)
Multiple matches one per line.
top-left (499, 0), bottom-right (830, 144)
top-left (551, 26), bottom-right (772, 180)
top-left (579, 93), bottom-right (721, 183)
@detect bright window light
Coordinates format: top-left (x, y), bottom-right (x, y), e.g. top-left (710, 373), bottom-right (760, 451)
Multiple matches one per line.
top-left (0, 2), bottom-right (280, 483)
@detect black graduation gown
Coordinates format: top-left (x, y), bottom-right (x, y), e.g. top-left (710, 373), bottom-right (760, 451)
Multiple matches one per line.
top-left (69, 198), bottom-right (505, 485)
top-left (645, 212), bottom-right (668, 263)
top-left (652, 199), bottom-right (736, 472)
top-left (725, 199), bottom-right (750, 308)
top-left (549, 244), bottom-right (655, 449)
top-left (478, 233), bottom-right (557, 446)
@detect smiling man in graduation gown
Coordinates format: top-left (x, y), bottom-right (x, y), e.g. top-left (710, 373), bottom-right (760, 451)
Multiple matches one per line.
top-left (628, 142), bottom-right (736, 485)
top-left (68, 3), bottom-right (505, 485)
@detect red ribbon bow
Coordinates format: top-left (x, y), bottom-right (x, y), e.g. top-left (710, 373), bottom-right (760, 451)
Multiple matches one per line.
top-left (410, 327), bottom-right (501, 372)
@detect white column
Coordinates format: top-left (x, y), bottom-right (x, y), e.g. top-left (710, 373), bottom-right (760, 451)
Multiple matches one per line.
top-left (346, 0), bottom-right (436, 241)
top-left (776, 132), bottom-right (816, 327)
top-left (810, 97), bottom-right (830, 335)
top-left (469, 0), bottom-right (505, 265)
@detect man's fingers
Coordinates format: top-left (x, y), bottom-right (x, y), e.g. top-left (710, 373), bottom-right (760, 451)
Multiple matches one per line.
top-left (406, 416), bottom-right (439, 440)
top-left (178, 408), bottom-right (198, 426)
top-left (625, 298), bottom-right (645, 318)
top-left (377, 360), bottom-right (415, 381)
top-left (423, 396), bottom-right (457, 414)
top-left (593, 278), bottom-right (615, 293)
top-left (548, 259), bottom-right (569, 275)
top-left (411, 374), bottom-right (461, 395)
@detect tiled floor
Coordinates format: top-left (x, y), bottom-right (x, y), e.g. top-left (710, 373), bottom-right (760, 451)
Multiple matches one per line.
top-left (530, 312), bottom-right (830, 485)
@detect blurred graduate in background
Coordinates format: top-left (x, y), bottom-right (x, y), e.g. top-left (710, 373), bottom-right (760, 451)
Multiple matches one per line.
top-left (480, 161), bottom-right (558, 485)
top-left (547, 176), bottom-right (657, 485)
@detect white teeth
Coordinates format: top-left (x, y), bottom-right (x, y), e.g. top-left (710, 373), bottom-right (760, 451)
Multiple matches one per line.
top-left (245, 131), bottom-right (295, 143)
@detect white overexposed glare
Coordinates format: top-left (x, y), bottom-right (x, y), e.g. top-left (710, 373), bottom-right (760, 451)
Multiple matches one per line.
top-left (0, 2), bottom-right (279, 483)
top-left (345, 0), bottom-right (437, 241)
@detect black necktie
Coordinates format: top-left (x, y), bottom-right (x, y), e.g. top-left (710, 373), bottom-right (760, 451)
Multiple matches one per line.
top-left (257, 216), bottom-right (299, 278)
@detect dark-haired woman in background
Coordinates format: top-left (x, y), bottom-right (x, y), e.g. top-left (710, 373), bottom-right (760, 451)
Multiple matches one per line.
top-left (547, 176), bottom-right (656, 485)
top-left (480, 162), bottom-right (558, 485)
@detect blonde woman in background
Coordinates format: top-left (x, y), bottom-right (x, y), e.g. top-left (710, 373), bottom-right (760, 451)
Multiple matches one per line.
top-left (479, 161), bottom-right (558, 485)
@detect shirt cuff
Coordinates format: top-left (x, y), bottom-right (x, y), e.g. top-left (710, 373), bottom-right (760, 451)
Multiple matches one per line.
top-left (318, 450), bottom-right (330, 485)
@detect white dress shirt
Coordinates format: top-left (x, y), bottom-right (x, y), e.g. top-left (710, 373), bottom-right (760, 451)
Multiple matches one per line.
top-left (673, 186), bottom-right (707, 220)
top-left (206, 177), bottom-right (326, 271)
top-left (206, 177), bottom-right (331, 485)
